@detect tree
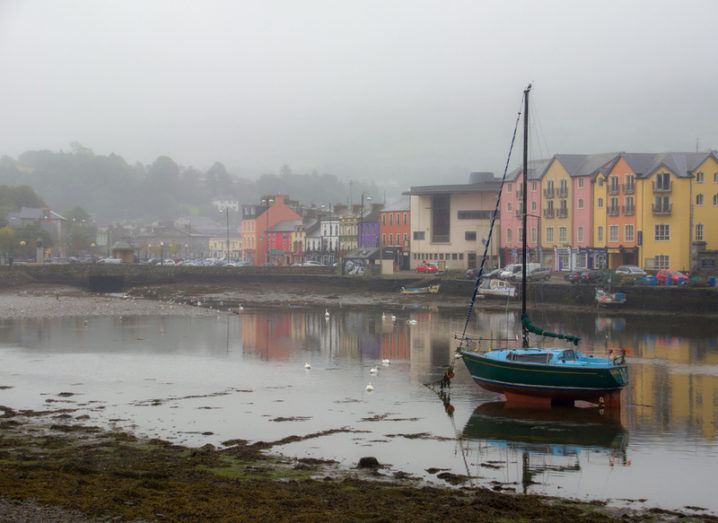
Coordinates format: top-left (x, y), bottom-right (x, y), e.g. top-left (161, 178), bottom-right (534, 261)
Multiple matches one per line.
top-left (64, 206), bottom-right (97, 255)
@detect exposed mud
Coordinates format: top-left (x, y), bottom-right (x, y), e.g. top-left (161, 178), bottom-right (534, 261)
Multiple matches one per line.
top-left (0, 412), bottom-right (667, 522)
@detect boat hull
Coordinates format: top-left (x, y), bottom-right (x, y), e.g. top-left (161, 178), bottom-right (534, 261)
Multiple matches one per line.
top-left (461, 350), bottom-right (628, 405)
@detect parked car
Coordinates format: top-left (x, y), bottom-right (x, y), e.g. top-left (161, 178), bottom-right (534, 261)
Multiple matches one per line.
top-left (97, 258), bottom-right (122, 264)
top-left (656, 270), bottom-right (688, 285)
top-left (525, 267), bottom-right (552, 281)
top-left (500, 263), bottom-right (540, 280)
top-left (302, 261), bottom-right (323, 267)
top-left (466, 267), bottom-right (502, 280)
top-left (566, 270), bottom-right (606, 284)
top-left (416, 262), bottom-right (439, 274)
top-left (615, 265), bottom-right (647, 277)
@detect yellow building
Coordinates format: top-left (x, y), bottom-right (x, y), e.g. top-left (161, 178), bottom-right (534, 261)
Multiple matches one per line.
top-left (636, 153), bottom-right (709, 271)
top-left (209, 236), bottom-right (242, 261)
top-left (691, 153), bottom-right (718, 254)
top-left (540, 158), bottom-right (573, 268)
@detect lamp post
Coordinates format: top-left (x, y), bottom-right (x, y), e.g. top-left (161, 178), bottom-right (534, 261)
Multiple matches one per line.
top-left (160, 241), bottom-right (165, 266)
top-left (359, 193), bottom-right (372, 249)
top-left (261, 198), bottom-right (274, 265)
top-left (220, 207), bottom-right (230, 262)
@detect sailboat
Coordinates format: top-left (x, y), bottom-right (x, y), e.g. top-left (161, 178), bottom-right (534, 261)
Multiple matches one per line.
top-left (457, 85), bottom-right (629, 409)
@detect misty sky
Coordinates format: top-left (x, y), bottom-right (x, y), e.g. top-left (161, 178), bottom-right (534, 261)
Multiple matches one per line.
top-left (1, 0), bottom-right (716, 187)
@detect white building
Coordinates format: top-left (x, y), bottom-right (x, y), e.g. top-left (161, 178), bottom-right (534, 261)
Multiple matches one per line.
top-left (408, 173), bottom-right (500, 271)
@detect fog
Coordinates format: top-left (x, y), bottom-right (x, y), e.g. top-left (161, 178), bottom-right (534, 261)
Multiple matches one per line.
top-left (1, 0), bottom-right (716, 185)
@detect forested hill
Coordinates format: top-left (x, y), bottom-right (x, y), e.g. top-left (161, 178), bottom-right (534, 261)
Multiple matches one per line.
top-left (0, 145), bottom-right (379, 223)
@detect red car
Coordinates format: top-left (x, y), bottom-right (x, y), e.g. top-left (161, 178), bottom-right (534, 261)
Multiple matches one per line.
top-left (416, 262), bottom-right (439, 274)
top-left (656, 270), bottom-right (688, 285)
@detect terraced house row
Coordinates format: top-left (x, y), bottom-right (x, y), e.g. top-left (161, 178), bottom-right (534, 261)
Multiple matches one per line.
top-left (500, 151), bottom-right (718, 272)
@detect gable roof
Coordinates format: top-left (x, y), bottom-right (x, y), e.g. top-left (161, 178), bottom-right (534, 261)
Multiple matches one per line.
top-left (619, 152), bottom-right (712, 178)
top-left (508, 158), bottom-right (553, 181)
top-left (267, 219), bottom-right (303, 232)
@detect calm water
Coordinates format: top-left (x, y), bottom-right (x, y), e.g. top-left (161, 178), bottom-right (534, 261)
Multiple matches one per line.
top-left (1, 306), bottom-right (717, 513)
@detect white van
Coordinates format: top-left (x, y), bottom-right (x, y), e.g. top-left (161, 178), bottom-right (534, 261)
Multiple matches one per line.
top-left (499, 263), bottom-right (540, 280)
top-left (98, 258), bottom-right (122, 264)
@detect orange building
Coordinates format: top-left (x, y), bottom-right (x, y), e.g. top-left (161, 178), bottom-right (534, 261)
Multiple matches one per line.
top-left (379, 197), bottom-right (410, 270)
top-left (245, 195), bottom-right (301, 266)
top-left (600, 156), bottom-right (639, 267)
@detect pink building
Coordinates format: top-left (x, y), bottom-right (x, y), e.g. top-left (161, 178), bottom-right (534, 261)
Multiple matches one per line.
top-left (499, 159), bottom-right (550, 265)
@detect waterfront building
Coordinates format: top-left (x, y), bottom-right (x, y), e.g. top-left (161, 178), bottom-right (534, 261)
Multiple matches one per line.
top-left (319, 205), bottom-right (343, 265)
top-left (303, 220), bottom-right (322, 263)
top-left (266, 219), bottom-right (303, 266)
top-left (408, 172), bottom-right (500, 271)
top-left (208, 236), bottom-right (242, 260)
top-left (690, 153), bottom-right (718, 271)
top-left (380, 197), bottom-right (411, 270)
top-left (245, 196), bottom-right (301, 266)
top-left (358, 203), bottom-right (383, 249)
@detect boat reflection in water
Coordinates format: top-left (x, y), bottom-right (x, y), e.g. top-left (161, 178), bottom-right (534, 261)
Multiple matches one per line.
top-left (462, 402), bottom-right (629, 493)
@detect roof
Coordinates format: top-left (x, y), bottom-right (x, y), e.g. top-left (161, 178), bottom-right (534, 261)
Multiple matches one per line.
top-left (554, 153), bottom-right (620, 177)
top-left (406, 180), bottom-right (501, 195)
top-left (625, 152), bottom-right (712, 179)
top-left (9, 207), bottom-right (66, 221)
top-left (507, 158), bottom-right (553, 181)
top-left (344, 247), bottom-right (380, 260)
top-left (267, 219), bottom-right (303, 232)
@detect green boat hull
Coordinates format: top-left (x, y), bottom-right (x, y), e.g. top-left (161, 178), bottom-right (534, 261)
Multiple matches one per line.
top-left (461, 350), bottom-right (629, 403)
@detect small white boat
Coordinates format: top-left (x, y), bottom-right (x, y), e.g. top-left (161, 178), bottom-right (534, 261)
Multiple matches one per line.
top-left (477, 279), bottom-right (517, 298)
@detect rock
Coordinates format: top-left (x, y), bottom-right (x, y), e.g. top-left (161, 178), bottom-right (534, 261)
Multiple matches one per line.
top-left (357, 456), bottom-right (380, 469)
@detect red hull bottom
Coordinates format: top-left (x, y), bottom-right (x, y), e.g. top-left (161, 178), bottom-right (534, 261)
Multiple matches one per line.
top-left (475, 379), bottom-right (623, 410)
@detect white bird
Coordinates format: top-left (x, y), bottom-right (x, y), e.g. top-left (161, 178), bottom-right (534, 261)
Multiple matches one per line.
top-left (390, 315), bottom-right (397, 322)
top-left (366, 383), bottom-right (374, 392)
top-left (381, 312), bottom-right (386, 320)
top-left (407, 319), bottom-right (418, 325)
top-left (381, 359), bottom-right (390, 366)
top-left (304, 362), bottom-right (311, 370)
top-left (324, 309), bottom-right (330, 318)
top-left (369, 367), bottom-right (379, 375)
top-left (238, 304), bottom-right (244, 311)
top-left (197, 301), bottom-right (202, 307)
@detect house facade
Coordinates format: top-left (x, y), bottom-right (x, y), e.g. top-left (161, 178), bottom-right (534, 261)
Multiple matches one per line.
top-left (408, 174), bottom-right (500, 271)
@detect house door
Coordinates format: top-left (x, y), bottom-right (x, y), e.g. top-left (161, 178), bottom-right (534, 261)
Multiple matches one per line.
top-left (467, 252), bottom-right (477, 269)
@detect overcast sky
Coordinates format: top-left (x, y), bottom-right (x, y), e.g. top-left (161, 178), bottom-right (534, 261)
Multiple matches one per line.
top-left (1, 0), bottom-right (716, 186)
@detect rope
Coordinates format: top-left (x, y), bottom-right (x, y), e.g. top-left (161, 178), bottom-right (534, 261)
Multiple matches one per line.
top-left (458, 94), bottom-right (525, 351)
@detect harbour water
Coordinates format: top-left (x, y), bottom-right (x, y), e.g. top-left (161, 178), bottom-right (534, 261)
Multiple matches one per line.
top-left (1, 306), bottom-right (717, 514)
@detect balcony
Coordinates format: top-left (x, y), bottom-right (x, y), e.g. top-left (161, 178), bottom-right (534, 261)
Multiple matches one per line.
top-left (543, 188), bottom-right (555, 199)
top-left (607, 206), bottom-right (620, 216)
top-left (623, 183), bottom-right (635, 195)
top-left (608, 185), bottom-right (620, 196)
top-left (543, 208), bottom-right (555, 219)
top-left (653, 181), bottom-right (672, 193)
top-left (556, 208), bottom-right (568, 218)
top-left (652, 203), bottom-right (672, 215)
top-left (622, 205), bottom-right (635, 216)
top-left (557, 187), bottom-right (568, 198)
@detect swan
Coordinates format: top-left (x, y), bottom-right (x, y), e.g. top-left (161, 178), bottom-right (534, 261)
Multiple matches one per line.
top-left (366, 383), bottom-right (374, 392)
top-left (304, 362), bottom-right (311, 370)
top-left (324, 309), bottom-right (330, 317)
top-left (381, 359), bottom-right (390, 366)
top-left (407, 319), bottom-right (417, 325)
top-left (369, 367), bottom-right (379, 375)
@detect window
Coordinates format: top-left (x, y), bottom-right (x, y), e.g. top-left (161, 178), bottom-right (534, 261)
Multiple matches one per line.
top-left (382, 233), bottom-right (386, 244)
top-left (656, 172), bottom-right (671, 190)
top-left (578, 178), bottom-right (584, 188)
top-left (451, 253), bottom-right (457, 260)
top-left (598, 197), bottom-right (604, 208)
top-left (559, 227), bottom-right (567, 242)
top-left (715, 173), bottom-right (718, 183)
top-left (403, 233), bottom-right (407, 242)
top-left (413, 231), bottom-right (425, 240)
top-left (518, 228), bottom-right (524, 242)
top-left (655, 255), bottom-right (670, 269)
top-left (381, 215), bottom-right (386, 225)
top-left (696, 224), bottom-right (704, 241)
top-left (389, 233), bottom-right (393, 244)
top-left (697, 193), bottom-right (704, 205)
top-left (577, 226), bottom-right (584, 242)
top-left (531, 181), bottom-right (537, 192)
top-left (609, 225), bottom-right (619, 242)
top-left (655, 224), bottom-right (670, 241)
top-left (597, 176), bottom-right (604, 187)
top-left (465, 231), bottom-right (477, 241)
top-left (546, 227), bottom-right (554, 242)
top-left (457, 210), bottom-right (494, 219)
top-left (578, 198), bottom-right (584, 209)
top-left (507, 229), bottom-right (513, 243)
top-left (714, 194), bottom-right (718, 206)
top-left (625, 224), bottom-right (634, 242)
top-left (507, 183), bottom-right (512, 192)
top-left (389, 214), bottom-right (393, 225)
top-left (439, 253), bottom-right (444, 260)
top-left (597, 226), bottom-right (604, 242)
top-left (576, 252), bottom-right (587, 269)
top-left (531, 227), bottom-right (537, 242)
top-left (459, 253), bottom-right (464, 260)
top-left (609, 176), bottom-right (619, 192)
top-left (531, 201), bottom-right (536, 211)
top-left (431, 194), bottom-right (450, 242)
top-left (507, 202), bottom-right (513, 211)
top-left (404, 213), bottom-right (408, 225)
top-left (697, 171), bottom-right (704, 183)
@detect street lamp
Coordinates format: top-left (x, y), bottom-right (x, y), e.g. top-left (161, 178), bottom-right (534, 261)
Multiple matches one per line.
top-left (261, 198), bottom-right (274, 265)
top-left (359, 193), bottom-right (372, 249)
top-left (220, 208), bottom-right (230, 262)
top-left (160, 241), bottom-right (165, 266)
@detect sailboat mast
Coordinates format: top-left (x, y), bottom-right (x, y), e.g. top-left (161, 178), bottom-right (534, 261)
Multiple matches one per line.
top-left (521, 84), bottom-right (531, 347)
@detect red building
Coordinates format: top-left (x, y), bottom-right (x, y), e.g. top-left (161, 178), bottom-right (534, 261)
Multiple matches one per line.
top-left (252, 195), bottom-right (301, 266)
top-left (379, 197), bottom-right (410, 269)
top-left (266, 219), bottom-right (302, 266)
